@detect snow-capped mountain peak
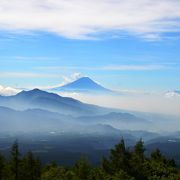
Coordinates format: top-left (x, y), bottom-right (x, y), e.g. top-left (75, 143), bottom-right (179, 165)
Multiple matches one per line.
top-left (164, 91), bottom-right (180, 98)
top-left (51, 77), bottom-right (113, 94)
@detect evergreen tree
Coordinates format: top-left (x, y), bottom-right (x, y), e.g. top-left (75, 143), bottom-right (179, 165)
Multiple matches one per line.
top-left (112, 170), bottom-right (135, 180)
top-left (151, 149), bottom-right (164, 162)
top-left (0, 138), bottom-right (179, 180)
top-left (102, 138), bottom-right (130, 174)
top-left (88, 167), bottom-right (109, 180)
top-left (133, 139), bottom-right (145, 162)
top-left (0, 153), bottom-right (4, 180)
top-left (130, 139), bottom-right (147, 179)
top-left (20, 151), bottom-right (41, 180)
top-left (41, 166), bottom-right (66, 180)
top-left (102, 157), bottom-right (113, 175)
top-left (74, 156), bottom-right (91, 180)
top-left (10, 140), bottom-right (20, 180)
top-left (147, 148), bottom-right (178, 179)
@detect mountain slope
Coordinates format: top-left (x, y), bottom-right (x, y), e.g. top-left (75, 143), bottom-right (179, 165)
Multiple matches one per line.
top-left (0, 106), bottom-right (127, 136)
top-left (0, 106), bottom-right (69, 132)
top-left (51, 77), bottom-right (112, 93)
top-left (0, 89), bottom-right (149, 130)
top-left (77, 112), bottom-right (147, 123)
top-left (0, 89), bottom-right (109, 115)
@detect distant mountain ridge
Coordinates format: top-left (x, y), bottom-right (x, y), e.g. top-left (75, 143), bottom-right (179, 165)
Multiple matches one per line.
top-left (0, 88), bottom-right (110, 116)
top-left (51, 77), bottom-right (113, 93)
top-left (77, 112), bottom-right (147, 123)
top-left (0, 88), bottom-right (149, 131)
top-left (0, 106), bottom-right (119, 134)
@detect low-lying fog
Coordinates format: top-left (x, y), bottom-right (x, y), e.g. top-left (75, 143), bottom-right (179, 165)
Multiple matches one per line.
top-left (57, 91), bottom-right (180, 117)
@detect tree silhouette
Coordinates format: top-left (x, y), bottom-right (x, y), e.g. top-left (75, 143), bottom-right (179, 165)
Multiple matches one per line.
top-left (10, 140), bottom-right (20, 180)
top-left (0, 153), bottom-right (4, 180)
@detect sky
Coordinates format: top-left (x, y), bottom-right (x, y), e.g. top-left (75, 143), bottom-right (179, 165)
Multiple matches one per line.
top-left (0, 0), bottom-right (180, 92)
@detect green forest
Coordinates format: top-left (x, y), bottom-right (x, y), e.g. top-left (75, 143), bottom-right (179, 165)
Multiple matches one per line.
top-left (0, 139), bottom-right (180, 180)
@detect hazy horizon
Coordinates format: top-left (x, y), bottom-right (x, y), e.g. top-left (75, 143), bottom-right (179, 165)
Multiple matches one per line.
top-left (0, 1), bottom-right (180, 119)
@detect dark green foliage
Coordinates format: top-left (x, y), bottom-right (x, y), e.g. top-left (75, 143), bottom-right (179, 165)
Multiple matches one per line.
top-left (0, 153), bottom-right (4, 180)
top-left (1, 142), bottom-right (41, 180)
top-left (102, 139), bottom-right (131, 175)
top-left (41, 166), bottom-right (68, 180)
top-left (102, 138), bottom-right (180, 180)
top-left (10, 140), bottom-right (20, 180)
top-left (88, 167), bottom-right (109, 180)
top-left (130, 139), bottom-right (147, 179)
top-left (146, 148), bottom-right (178, 179)
top-left (19, 151), bottom-right (41, 180)
top-left (73, 156), bottom-right (91, 179)
top-left (112, 170), bottom-right (135, 180)
top-left (0, 139), bottom-right (180, 180)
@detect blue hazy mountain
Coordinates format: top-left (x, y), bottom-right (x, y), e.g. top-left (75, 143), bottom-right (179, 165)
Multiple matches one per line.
top-left (0, 106), bottom-right (153, 140)
top-left (51, 77), bottom-right (113, 93)
top-left (0, 106), bottom-right (129, 136)
top-left (0, 106), bottom-right (69, 132)
top-left (77, 112), bottom-right (147, 123)
top-left (0, 88), bottom-right (110, 116)
top-left (0, 88), bottom-right (150, 130)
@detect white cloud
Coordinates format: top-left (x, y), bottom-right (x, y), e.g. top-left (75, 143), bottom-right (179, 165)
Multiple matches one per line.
top-left (70, 72), bottom-right (83, 80)
top-left (0, 72), bottom-right (60, 78)
top-left (101, 64), bottom-right (166, 71)
top-left (61, 72), bottom-right (83, 84)
top-left (36, 64), bottom-right (166, 71)
top-left (0, 85), bottom-right (21, 96)
top-left (0, 0), bottom-right (180, 39)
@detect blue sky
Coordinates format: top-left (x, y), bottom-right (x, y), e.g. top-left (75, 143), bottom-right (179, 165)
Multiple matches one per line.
top-left (0, 32), bottom-right (180, 91)
top-left (0, 0), bottom-right (180, 91)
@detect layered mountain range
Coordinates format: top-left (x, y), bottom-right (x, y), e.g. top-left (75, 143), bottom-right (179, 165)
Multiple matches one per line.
top-left (0, 87), bottom-right (180, 166)
top-left (0, 88), bottom-right (149, 132)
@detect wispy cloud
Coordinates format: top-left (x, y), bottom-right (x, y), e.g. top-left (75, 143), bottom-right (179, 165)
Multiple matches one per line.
top-left (62, 72), bottom-right (83, 83)
top-left (36, 64), bottom-right (167, 71)
top-left (13, 56), bottom-right (60, 61)
top-left (0, 72), bottom-right (60, 78)
top-left (0, 0), bottom-right (180, 39)
top-left (101, 65), bottom-right (166, 71)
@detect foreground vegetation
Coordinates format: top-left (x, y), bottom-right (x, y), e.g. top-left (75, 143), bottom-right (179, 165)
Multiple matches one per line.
top-left (0, 139), bottom-right (180, 180)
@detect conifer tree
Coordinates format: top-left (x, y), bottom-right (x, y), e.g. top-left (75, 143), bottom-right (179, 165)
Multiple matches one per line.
top-left (10, 140), bottom-right (20, 180)
top-left (74, 156), bottom-right (91, 180)
top-left (102, 138), bottom-right (130, 174)
top-left (20, 151), bottom-right (41, 180)
top-left (0, 153), bottom-right (4, 180)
